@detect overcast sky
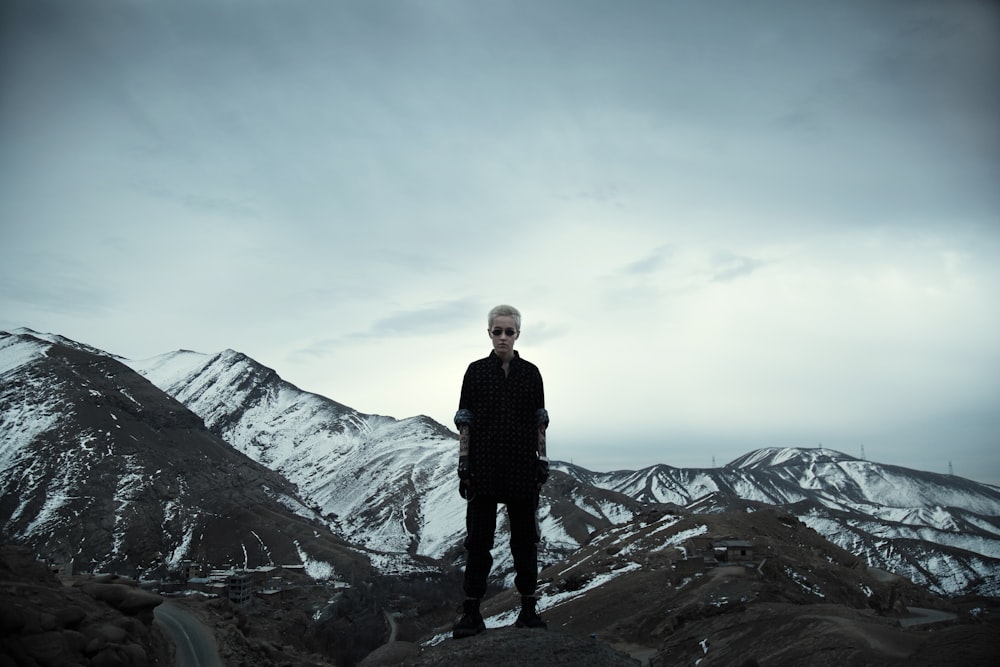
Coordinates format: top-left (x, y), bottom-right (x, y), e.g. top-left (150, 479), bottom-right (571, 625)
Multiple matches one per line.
top-left (2, 1), bottom-right (998, 485)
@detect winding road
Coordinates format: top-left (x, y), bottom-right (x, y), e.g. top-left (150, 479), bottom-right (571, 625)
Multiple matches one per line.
top-left (154, 601), bottom-right (223, 667)
top-left (383, 609), bottom-right (400, 642)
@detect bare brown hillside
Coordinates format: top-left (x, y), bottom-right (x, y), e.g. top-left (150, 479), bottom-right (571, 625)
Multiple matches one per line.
top-left (407, 506), bottom-right (999, 666)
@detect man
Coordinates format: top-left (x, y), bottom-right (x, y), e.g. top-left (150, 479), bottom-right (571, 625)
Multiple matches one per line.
top-left (452, 304), bottom-right (550, 638)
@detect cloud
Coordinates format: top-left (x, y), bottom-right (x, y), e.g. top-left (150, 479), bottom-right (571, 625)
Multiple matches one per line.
top-left (0, 272), bottom-right (110, 319)
top-left (622, 245), bottom-right (674, 276)
top-left (129, 182), bottom-right (260, 220)
top-left (517, 320), bottom-right (567, 345)
top-left (709, 253), bottom-right (769, 283)
top-left (0, 247), bottom-right (113, 318)
top-left (350, 299), bottom-right (481, 340)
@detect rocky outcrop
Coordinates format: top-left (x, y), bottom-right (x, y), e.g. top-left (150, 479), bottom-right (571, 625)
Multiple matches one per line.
top-left (0, 545), bottom-right (170, 667)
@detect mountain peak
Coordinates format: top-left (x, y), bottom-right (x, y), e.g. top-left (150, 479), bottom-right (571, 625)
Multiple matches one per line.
top-left (726, 446), bottom-right (859, 470)
top-left (2, 327), bottom-right (121, 360)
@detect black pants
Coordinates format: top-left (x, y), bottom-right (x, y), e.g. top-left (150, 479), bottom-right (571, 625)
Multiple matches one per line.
top-left (463, 494), bottom-right (540, 599)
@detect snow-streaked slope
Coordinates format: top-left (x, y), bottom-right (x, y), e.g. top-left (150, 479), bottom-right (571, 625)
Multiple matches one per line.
top-left (0, 330), bottom-right (371, 580)
top-left (559, 448), bottom-right (1000, 596)
top-left (128, 349), bottom-right (465, 561)
top-left (729, 447), bottom-right (1000, 515)
top-left (0, 330), bottom-right (50, 375)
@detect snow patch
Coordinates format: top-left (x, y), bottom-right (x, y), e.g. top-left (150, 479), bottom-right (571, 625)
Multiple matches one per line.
top-left (293, 541), bottom-right (337, 581)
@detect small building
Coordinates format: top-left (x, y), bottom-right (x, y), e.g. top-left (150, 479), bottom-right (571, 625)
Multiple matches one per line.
top-left (714, 540), bottom-right (754, 563)
top-left (228, 571), bottom-right (253, 606)
top-left (179, 560), bottom-right (202, 580)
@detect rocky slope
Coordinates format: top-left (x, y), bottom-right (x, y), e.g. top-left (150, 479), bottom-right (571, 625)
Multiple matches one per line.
top-left (0, 544), bottom-right (170, 666)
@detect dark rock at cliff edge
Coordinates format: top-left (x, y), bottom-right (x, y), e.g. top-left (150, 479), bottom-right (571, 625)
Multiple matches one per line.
top-left (0, 544), bottom-right (171, 666)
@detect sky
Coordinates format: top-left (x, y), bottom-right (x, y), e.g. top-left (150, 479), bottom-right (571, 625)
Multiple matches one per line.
top-left (2, 0), bottom-right (999, 485)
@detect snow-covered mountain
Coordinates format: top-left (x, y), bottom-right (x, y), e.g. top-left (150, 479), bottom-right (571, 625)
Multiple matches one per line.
top-left (0, 329), bottom-right (370, 580)
top-left (557, 449), bottom-right (1000, 597)
top-left (3, 328), bottom-right (999, 599)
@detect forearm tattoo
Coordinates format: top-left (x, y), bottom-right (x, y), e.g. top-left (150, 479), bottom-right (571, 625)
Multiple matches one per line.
top-left (459, 424), bottom-right (470, 456)
top-left (537, 422), bottom-right (547, 458)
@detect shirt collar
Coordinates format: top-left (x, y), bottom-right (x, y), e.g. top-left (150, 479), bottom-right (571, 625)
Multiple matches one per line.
top-left (489, 350), bottom-right (520, 365)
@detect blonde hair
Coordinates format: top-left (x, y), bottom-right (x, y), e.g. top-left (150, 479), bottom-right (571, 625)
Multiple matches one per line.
top-left (488, 304), bottom-right (521, 330)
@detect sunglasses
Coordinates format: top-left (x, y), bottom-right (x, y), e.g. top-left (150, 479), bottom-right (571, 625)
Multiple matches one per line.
top-left (490, 328), bottom-right (518, 337)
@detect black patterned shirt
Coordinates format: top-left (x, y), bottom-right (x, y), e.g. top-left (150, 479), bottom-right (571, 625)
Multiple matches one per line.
top-left (458, 350), bottom-right (545, 499)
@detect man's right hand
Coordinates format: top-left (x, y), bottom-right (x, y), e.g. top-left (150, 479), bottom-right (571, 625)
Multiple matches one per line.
top-left (537, 456), bottom-right (549, 487)
top-left (458, 455), bottom-right (471, 499)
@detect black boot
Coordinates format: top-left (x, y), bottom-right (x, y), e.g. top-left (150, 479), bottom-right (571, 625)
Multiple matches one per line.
top-left (453, 598), bottom-right (486, 638)
top-left (515, 595), bottom-right (547, 630)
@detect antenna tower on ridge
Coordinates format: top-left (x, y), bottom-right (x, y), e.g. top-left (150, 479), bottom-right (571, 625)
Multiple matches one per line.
top-left (949, 460), bottom-right (954, 476)
top-left (860, 443), bottom-right (866, 460)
